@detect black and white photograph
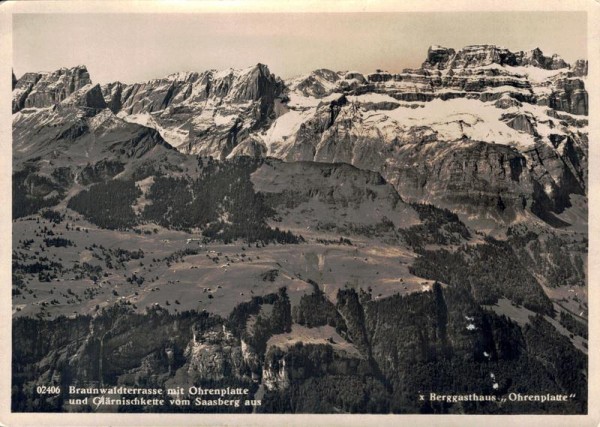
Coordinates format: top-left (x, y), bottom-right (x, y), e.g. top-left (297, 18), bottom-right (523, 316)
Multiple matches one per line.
top-left (2, 1), bottom-right (598, 425)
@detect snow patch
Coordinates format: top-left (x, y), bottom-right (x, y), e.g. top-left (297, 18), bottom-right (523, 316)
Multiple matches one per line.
top-left (214, 114), bottom-right (238, 126)
top-left (122, 112), bottom-right (189, 148)
top-left (506, 65), bottom-right (569, 83)
top-left (261, 109), bottom-right (315, 155)
top-left (348, 93), bottom-right (400, 104)
top-left (383, 98), bottom-right (539, 149)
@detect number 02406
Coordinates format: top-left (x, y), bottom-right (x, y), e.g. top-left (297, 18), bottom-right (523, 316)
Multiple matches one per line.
top-left (36, 386), bottom-right (61, 395)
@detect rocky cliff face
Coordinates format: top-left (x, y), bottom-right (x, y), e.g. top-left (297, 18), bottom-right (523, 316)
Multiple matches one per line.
top-left (423, 44), bottom-right (519, 69)
top-left (547, 77), bottom-right (588, 115)
top-left (571, 59), bottom-right (588, 77)
top-left (423, 45), bottom-right (569, 70)
top-left (98, 64), bottom-right (286, 159)
top-left (515, 47), bottom-right (569, 70)
top-left (257, 90), bottom-right (586, 226)
top-left (13, 83), bottom-right (171, 162)
top-left (12, 72), bottom-right (43, 113)
top-left (183, 325), bottom-right (247, 382)
top-left (253, 46), bottom-right (586, 227)
top-left (13, 65), bottom-right (92, 113)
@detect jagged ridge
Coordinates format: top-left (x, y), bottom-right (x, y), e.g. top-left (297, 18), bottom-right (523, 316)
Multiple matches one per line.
top-left (11, 44), bottom-right (589, 228)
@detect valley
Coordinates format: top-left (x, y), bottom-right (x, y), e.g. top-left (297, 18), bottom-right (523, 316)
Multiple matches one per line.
top-left (11, 44), bottom-right (589, 414)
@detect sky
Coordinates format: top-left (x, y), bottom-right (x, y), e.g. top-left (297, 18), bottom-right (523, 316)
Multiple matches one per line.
top-left (13, 12), bottom-right (587, 84)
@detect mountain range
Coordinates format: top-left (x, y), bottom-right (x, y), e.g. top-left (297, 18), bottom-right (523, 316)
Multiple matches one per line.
top-left (13, 44), bottom-right (588, 229)
top-left (11, 44), bottom-right (588, 414)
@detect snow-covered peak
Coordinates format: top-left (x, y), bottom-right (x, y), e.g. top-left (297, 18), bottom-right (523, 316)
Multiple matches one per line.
top-left (286, 69), bottom-right (344, 99)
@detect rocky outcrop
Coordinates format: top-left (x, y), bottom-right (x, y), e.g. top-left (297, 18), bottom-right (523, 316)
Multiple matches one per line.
top-left (263, 350), bottom-right (291, 391)
top-left (12, 72), bottom-right (43, 113)
top-left (515, 47), bottom-right (568, 70)
top-left (423, 45), bottom-right (517, 69)
top-left (108, 71), bottom-right (202, 115)
top-left (502, 112), bottom-right (538, 135)
top-left (58, 84), bottom-right (107, 113)
top-left (547, 77), bottom-right (588, 115)
top-left (101, 81), bottom-right (125, 113)
top-left (228, 63), bottom-right (283, 102)
top-left (423, 45), bottom-right (569, 71)
top-left (344, 71), bottom-right (366, 83)
top-left (422, 45), bottom-right (456, 69)
top-left (525, 138), bottom-right (587, 216)
top-left (17, 66), bottom-right (92, 110)
top-left (571, 59), bottom-right (588, 77)
top-left (367, 71), bottom-right (394, 82)
top-left (290, 68), bottom-right (341, 98)
top-left (184, 325), bottom-right (246, 382)
top-left (494, 95), bottom-right (522, 109)
top-left (449, 45), bottom-right (519, 68)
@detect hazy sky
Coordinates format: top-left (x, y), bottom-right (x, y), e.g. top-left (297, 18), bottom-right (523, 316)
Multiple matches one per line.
top-left (13, 12), bottom-right (587, 84)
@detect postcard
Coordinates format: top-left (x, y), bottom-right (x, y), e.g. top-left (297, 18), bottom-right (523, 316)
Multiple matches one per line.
top-left (1, 1), bottom-right (598, 426)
